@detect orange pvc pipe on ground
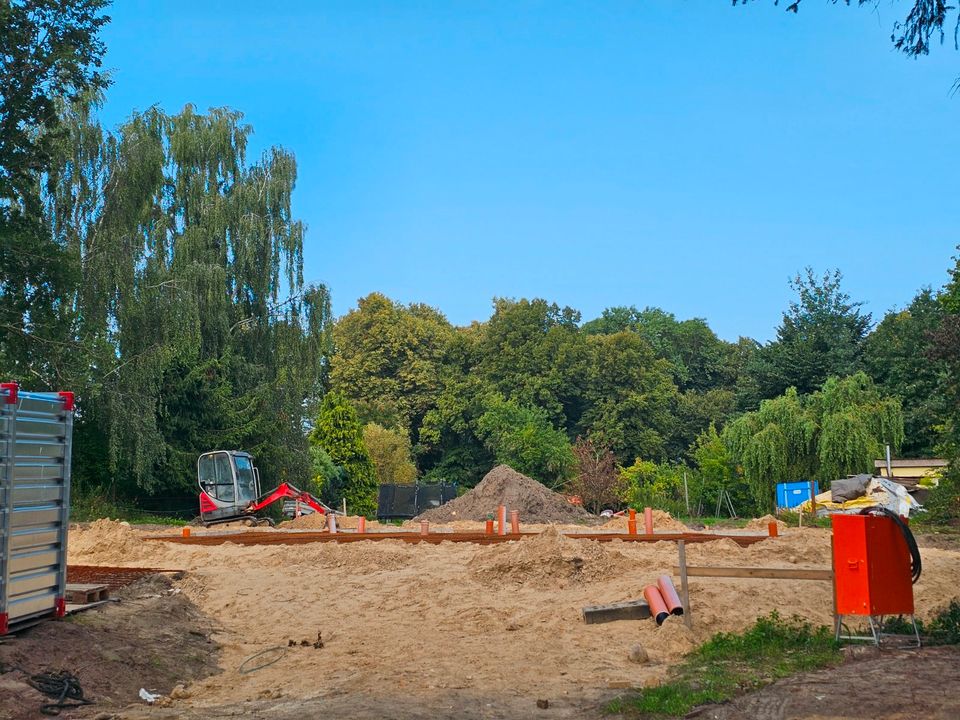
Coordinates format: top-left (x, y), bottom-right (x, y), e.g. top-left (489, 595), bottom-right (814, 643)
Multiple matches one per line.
top-left (643, 585), bottom-right (670, 626)
top-left (657, 574), bottom-right (684, 616)
top-left (420, 521), bottom-right (430, 536)
top-left (628, 508), bottom-right (637, 535)
top-left (768, 521), bottom-right (778, 537)
top-left (485, 519), bottom-right (494, 535)
top-left (497, 505), bottom-right (506, 536)
top-left (644, 507), bottom-right (653, 535)
top-left (510, 510), bottom-right (520, 534)
top-left (357, 516), bottom-right (366, 534)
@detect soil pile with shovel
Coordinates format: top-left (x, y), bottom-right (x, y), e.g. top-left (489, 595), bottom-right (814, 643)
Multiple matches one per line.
top-left (414, 464), bottom-right (594, 524)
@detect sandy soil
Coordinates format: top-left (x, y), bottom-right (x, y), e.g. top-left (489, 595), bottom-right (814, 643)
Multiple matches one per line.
top-left (51, 518), bottom-right (960, 719)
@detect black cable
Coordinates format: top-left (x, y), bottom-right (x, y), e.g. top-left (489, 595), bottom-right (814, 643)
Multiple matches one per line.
top-left (861, 507), bottom-right (922, 584)
top-left (25, 669), bottom-right (93, 716)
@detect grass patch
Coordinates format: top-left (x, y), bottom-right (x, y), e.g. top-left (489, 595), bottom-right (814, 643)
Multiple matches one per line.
top-left (71, 493), bottom-right (190, 526)
top-left (880, 599), bottom-right (960, 645)
top-left (607, 613), bottom-right (841, 718)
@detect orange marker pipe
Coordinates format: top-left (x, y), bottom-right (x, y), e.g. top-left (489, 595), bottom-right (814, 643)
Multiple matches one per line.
top-left (357, 516), bottom-right (366, 534)
top-left (182, 527), bottom-right (191, 538)
top-left (510, 510), bottom-right (520, 534)
top-left (420, 521), bottom-right (429, 536)
top-left (497, 505), bottom-right (506, 536)
top-left (657, 574), bottom-right (684, 616)
top-left (628, 508), bottom-right (637, 535)
top-left (768, 521), bottom-right (778, 538)
top-left (328, 514), bottom-right (338, 534)
top-left (644, 507), bottom-right (653, 535)
top-left (643, 585), bottom-right (670, 626)
top-left (485, 518), bottom-right (494, 535)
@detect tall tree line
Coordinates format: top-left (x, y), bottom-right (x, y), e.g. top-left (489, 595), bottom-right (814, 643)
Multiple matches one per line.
top-left (1, 2), bottom-right (330, 506)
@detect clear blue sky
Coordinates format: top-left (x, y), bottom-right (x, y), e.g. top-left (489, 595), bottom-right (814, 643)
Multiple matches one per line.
top-left (98, 1), bottom-right (958, 341)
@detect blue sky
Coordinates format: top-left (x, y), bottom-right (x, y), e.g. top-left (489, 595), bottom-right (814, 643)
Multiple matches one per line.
top-left (98, 1), bottom-right (958, 341)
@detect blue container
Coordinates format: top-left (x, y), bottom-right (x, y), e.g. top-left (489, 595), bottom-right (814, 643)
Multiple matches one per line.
top-left (776, 480), bottom-right (819, 510)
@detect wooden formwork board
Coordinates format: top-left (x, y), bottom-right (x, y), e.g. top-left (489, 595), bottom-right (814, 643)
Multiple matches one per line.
top-left (145, 531), bottom-right (768, 548)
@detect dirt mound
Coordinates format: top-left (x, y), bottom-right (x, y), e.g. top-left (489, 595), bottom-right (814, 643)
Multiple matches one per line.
top-left (744, 514), bottom-right (787, 532)
top-left (69, 518), bottom-right (145, 559)
top-left (601, 510), bottom-right (689, 533)
top-left (415, 464), bottom-right (593, 524)
top-left (469, 526), bottom-right (630, 586)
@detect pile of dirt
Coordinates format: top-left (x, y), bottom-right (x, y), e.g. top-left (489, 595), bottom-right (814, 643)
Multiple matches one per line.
top-left (469, 526), bottom-right (631, 586)
top-left (69, 518), bottom-right (146, 558)
top-left (415, 464), bottom-right (593, 524)
top-left (744, 514), bottom-right (787, 533)
top-left (278, 512), bottom-right (329, 529)
top-left (601, 510), bottom-right (689, 533)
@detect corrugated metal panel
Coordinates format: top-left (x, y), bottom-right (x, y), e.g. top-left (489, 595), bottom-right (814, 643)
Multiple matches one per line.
top-left (1, 387), bottom-right (73, 634)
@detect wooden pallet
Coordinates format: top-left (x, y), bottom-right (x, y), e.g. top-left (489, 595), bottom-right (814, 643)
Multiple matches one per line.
top-left (64, 584), bottom-right (109, 604)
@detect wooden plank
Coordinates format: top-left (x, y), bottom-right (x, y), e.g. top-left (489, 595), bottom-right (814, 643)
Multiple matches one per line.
top-left (678, 539), bottom-right (692, 629)
top-left (582, 599), bottom-right (651, 625)
top-left (672, 566), bottom-right (833, 581)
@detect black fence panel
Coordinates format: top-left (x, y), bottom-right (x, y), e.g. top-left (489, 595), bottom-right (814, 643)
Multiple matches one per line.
top-left (377, 483), bottom-right (457, 520)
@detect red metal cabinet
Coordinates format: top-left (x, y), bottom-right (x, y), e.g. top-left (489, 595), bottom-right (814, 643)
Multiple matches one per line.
top-left (832, 514), bottom-right (913, 616)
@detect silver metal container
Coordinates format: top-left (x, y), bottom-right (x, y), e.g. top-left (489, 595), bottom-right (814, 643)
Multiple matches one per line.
top-left (0, 384), bottom-right (74, 634)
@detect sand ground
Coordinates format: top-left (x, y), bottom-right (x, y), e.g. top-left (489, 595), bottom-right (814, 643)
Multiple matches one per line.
top-left (51, 518), bottom-right (960, 718)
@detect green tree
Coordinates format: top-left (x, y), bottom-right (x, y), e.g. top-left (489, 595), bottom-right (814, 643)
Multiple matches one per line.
top-left (618, 458), bottom-right (686, 516)
top-left (691, 423), bottom-right (745, 515)
top-left (478, 298), bottom-right (589, 427)
top-left (476, 396), bottom-right (575, 487)
top-left (331, 293), bottom-right (454, 437)
top-left (578, 331), bottom-right (679, 464)
top-left (23, 102), bottom-right (331, 498)
top-left (310, 393), bottom-right (377, 515)
top-left (863, 289), bottom-right (948, 456)
top-left (0, 0), bottom-right (110, 389)
top-left (724, 373), bottom-right (903, 513)
top-left (569, 436), bottom-right (621, 514)
top-left (746, 269), bottom-right (871, 400)
top-left (363, 423), bottom-right (418, 485)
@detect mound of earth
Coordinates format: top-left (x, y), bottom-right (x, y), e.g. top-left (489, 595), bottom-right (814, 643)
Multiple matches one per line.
top-left (601, 510), bottom-right (689, 533)
top-left (414, 464), bottom-right (593, 524)
top-left (469, 525), bottom-right (631, 586)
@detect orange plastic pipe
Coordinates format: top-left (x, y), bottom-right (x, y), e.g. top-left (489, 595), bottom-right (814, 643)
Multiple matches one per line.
top-left (657, 574), bottom-right (684, 616)
top-left (420, 521), bottom-right (429, 536)
top-left (510, 510), bottom-right (520, 534)
top-left (644, 507), bottom-right (653, 535)
top-left (485, 519), bottom-right (494, 535)
top-left (628, 508), bottom-right (637, 535)
top-left (357, 516), bottom-right (366, 534)
top-left (768, 521), bottom-right (778, 538)
top-left (497, 505), bottom-right (506, 536)
top-left (182, 527), bottom-right (191, 538)
top-left (643, 585), bottom-right (670, 626)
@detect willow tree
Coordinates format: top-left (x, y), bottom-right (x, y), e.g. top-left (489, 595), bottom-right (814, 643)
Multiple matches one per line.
top-left (42, 101), bottom-right (331, 496)
top-left (723, 373), bottom-right (903, 513)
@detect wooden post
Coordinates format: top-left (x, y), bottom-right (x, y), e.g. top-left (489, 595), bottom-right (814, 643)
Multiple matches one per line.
top-left (677, 539), bottom-right (691, 628)
top-left (808, 480), bottom-right (817, 519)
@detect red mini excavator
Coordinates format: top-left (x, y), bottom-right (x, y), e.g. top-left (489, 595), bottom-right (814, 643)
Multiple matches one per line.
top-left (196, 450), bottom-right (335, 526)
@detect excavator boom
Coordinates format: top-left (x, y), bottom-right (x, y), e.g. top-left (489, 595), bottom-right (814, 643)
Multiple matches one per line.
top-left (246, 482), bottom-right (331, 515)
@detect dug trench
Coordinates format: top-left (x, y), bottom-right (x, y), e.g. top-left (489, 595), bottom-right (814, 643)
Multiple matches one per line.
top-left (0, 574), bottom-right (220, 720)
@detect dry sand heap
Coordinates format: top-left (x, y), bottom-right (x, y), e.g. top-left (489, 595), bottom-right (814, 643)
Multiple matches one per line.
top-left (415, 464), bottom-right (593, 524)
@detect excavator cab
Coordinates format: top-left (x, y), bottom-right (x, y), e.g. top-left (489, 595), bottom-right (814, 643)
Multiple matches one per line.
top-left (196, 450), bottom-right (333, 526)
top-left (197, 450), bottom-right (262, 524)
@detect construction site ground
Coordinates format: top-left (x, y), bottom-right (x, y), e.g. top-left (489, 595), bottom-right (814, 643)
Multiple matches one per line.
top-left (3, 518), bottom-right (959, 719)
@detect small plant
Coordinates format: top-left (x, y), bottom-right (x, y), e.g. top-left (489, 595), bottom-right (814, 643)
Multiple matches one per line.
top-left (608, 613), bottom-right (841, 717)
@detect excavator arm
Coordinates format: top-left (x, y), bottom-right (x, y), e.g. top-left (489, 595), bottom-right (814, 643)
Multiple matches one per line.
top-left (244, 482), bottom-right (333, 516)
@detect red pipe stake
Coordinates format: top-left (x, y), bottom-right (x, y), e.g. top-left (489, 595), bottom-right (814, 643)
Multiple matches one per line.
top-left (497, 505), bottom-right (507, 536)
top-left (643, 585), bottom-right (670, 626)
top-left (644, 507), bottom-right (654, 535)
top-left (657, 574), bottom-right (684, 616)
top-left (768, 521), bottom-right (778, 538)
top-left (510, 510), bottom-right (520, 534)
top-left (485, 518), bottom-right (494, 535)
top-left (357, 516), bottom-right (366, 534)
top-left (628, 508), bottom-right (637, 535)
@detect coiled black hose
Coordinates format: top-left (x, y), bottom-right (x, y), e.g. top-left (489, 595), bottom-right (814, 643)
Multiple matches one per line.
top-left (25, 669), bottom-right (93, 716)
top-left (861, 507), bottom-right (922, 584)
